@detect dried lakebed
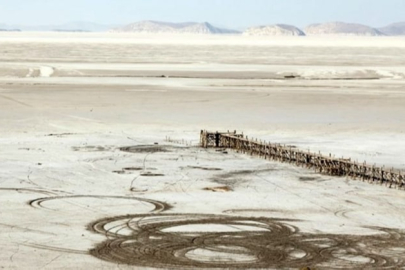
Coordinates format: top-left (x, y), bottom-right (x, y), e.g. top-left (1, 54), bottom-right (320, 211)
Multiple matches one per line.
top-left (2, 34), bottom-right (405, 269)
top-left (2, 140), bottom-right (405, 269)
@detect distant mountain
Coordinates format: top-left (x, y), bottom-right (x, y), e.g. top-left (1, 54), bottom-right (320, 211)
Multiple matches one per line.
top-left (243, 24), bottom-right (305, 36)
top-left (305, 22), bottom-right (383, 36)
top-left (4, 20), bottom-right (405, 36)
top-left (112, 21), bottom-right (240, 34)
top-left (379, 22), bottom-right (405, 36)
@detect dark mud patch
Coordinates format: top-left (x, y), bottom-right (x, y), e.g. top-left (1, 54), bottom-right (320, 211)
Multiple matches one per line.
top-left (299, 176), bottom-right (322, 182)
top-left (130, 187), bottom-right (148, 193)
top-left (88, 213), bottom-right (405, 269)
top-left (123, 167), bottom-right (143, 171)
top-left (203, 186), bottom-right (233, 192)
top-left (299, 176), bottom-right (328, 183)
top-left (284, 75), bottom-right (300, 79)
top-left (114, 167), bottom-right (158, 175)
top-left (18, 148), bottom-right (45, 152)
top-left (47, 133), bottom-right (76, 137)
top-left (120, 145), bottom-right (171, 154)
top-left (215, 148), bottom-right (229, 154)
top-left (140, 172), bottom-right (165, 177)
top-left (124, 167), bottom-right (157, 171)
top-left (113, 170), bottom-right (127, 175)
top-left (218, 168), bottom-right (276, 179)
top-left (72, 146), bottom-right (114, 152)
top-left (187, 166), bottom-right (222, 171)
top-left (211, 168), bottom-right (275, 188)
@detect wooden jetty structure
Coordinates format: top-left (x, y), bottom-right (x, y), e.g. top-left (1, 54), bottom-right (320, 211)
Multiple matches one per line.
top-left (200, 130), bottom-right (405, 189)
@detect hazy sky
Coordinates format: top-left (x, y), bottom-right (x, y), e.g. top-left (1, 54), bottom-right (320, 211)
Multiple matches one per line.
top-left (0, 0), bottom-right (404, 28)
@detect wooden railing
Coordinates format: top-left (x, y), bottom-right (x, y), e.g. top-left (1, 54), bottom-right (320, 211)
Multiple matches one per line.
top-left (200, 130), bottom-right (405, 189)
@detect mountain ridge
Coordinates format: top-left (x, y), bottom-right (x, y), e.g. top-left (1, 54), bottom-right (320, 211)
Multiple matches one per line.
top-left (1, 20), bottom-right (405, 36)
top-left (379, 22), bottom-right (405, 36)
top-left (111, 20), bottom-right (240, 34)
top-left (305, 22), bottom-right (383, 36)
top-left (244, 24), bottom-right (305, 36)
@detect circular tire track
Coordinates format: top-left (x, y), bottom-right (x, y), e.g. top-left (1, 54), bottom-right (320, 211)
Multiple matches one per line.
top-left (89, 214), bottom-right (305, 268)
top-left (28, 195), bottom-right (171, 213)
top-left (88, 213), bottom-right (405, 269)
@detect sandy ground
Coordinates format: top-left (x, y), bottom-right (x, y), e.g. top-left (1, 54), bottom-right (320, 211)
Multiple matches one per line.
top-left (1, 33), bottom-right (405, 269)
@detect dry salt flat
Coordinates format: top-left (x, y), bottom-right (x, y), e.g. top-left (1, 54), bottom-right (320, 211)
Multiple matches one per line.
top-left (1, 32), bottom-right (405, 269)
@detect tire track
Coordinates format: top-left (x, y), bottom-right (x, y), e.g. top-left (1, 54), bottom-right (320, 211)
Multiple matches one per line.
top-left (0, 94), bottom-right (33, 107)
top-left (88, 213), bottom-right (405, 269)
top-left (28, 195), bottom-right (171, 214)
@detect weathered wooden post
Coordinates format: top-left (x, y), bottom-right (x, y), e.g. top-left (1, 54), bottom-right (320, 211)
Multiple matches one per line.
top-left (200, 130), bottom-right (205, 148)
top-left (215, 131), bottom-right (220, 148)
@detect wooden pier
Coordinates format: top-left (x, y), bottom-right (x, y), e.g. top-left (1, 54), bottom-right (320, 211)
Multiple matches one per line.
top-left (200, 130), bottom-right (405, 189)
